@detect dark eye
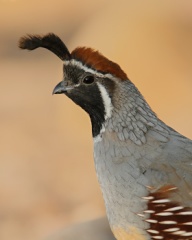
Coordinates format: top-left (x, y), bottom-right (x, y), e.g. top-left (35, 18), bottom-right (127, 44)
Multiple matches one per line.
top-left (83, 75), bottom-right (95, 84)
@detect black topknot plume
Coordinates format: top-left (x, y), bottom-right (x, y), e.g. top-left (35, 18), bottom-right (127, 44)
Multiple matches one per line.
top-left (19, 33), bottom-right (71, 61)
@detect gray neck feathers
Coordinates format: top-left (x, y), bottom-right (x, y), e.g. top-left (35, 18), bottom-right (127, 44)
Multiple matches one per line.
top-left (93, 80), bottom-right (171, 235)
top-left (104, 80), bottom-right (169, 145)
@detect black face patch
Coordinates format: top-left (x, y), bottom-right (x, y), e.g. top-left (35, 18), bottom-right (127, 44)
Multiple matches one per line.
top-left (61, 64), bottom-right (116, 137)
top-left (65, 84), bottom-right (105, 137)
top-left (63, 65), bottom-right (84, 85)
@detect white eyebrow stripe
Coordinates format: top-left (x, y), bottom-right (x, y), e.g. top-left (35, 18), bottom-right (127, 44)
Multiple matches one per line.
top-left (64, 59), bottom-right (115, 79)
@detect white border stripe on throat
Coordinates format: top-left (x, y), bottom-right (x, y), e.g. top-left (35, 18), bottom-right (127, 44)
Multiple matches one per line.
top-left (97, 82), bottom-right (113, 120)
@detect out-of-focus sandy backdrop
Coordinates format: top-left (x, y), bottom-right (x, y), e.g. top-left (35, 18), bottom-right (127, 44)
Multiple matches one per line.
top-left (1, 1), bottom-right (192, 239)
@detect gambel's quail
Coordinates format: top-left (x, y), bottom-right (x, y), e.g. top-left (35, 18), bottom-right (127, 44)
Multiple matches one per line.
top-left (19, 33), bottom-right (192, 240)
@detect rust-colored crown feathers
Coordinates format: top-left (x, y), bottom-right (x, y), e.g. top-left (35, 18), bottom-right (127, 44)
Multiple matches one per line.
top-left (19, 33), bottom-right (127, 80)
top-left (71, 47), bottom-right (127, 80)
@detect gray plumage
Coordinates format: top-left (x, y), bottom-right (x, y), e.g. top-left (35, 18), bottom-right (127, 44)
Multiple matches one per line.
top-left (19, 33), bottom-right (192, 240)
top-left (94, 79), bottom-right (192, 238)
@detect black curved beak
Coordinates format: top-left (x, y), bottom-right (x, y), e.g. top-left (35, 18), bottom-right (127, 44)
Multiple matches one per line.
top-left (52, 81), bottom-right (67, 95)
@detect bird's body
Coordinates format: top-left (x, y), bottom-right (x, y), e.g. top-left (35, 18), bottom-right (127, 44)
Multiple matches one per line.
top-left (93, 79), bottom-right (192, 239)
top-left (19, 33), bottom-right (192, 240)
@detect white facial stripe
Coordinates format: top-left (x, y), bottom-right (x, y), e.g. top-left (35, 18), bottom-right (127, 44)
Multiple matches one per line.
top-left (93, 83), bottom-right (113, 144)
top-left (65, 83), bottom-right (80, 91)
top-left (64, 59), bottom-right (115, 79)
top-left (64, 59), bottom-right (114, 143)
top-left (97, 82), bottom-right (113, 120)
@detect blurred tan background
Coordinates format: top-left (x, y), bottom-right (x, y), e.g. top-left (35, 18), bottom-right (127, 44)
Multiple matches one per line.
top-left (1, 0), bottom-right (192, 240)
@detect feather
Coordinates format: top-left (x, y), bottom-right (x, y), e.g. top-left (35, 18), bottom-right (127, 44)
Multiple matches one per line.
top-left (19, 33), bottom-right (71, 60)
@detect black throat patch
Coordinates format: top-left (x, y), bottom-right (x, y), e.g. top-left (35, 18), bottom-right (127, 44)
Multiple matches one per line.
top-left (65, 84), bottom-right (105, 137)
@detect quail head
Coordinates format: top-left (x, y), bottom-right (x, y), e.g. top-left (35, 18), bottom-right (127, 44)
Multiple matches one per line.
top-left (19, 33), bottom-right (192, 240)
